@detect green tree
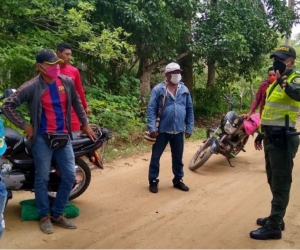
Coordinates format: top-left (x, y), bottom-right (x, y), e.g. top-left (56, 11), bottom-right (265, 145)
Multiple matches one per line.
top-left (193, 0), bottom-right (295, 88)
top-left (0, 0), bottom-right (134, 89)
top-left (92, 0), bottom-right (199, 95)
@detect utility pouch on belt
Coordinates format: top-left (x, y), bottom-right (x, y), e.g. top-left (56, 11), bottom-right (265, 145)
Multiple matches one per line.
top-left (43, 133), bottom-right (69, 149)
top-left (266, 127), bottom-right (286, 147)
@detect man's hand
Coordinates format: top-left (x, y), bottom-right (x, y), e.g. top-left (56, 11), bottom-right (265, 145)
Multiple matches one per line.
top-left (80, 123), bottom-right (97, 141)
top-left (85, 107), bottom-right (91, 116)
top-left (185, 133), bottom-right (191, 139)
top-left (241, 113), bottom-right (251, 120)
top-left (254, 133), bottom-right (264, 151)
top-left (150, 131), bottom-right (158, 138)
top-left (24, 124), bottom-right (34, 138)
top-left (275, 70), bottom-right (287, 91)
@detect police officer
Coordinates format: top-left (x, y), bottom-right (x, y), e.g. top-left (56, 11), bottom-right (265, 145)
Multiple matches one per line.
top-left (250, 45), bottom-right (300, 240)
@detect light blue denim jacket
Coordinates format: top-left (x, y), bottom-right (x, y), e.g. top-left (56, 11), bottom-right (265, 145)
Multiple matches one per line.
top-left (147, 81), bottom-right (194, 134)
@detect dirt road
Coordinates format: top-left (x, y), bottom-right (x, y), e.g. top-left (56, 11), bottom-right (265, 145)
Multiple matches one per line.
top-left (2, 134), bottom-right (300, 249)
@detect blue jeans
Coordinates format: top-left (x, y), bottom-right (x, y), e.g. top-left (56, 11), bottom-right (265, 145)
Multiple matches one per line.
top-left (32, 135), bottom-right (75, 218)
top-left (0, 171), bottom-right (7, 239)
top-left (148, 132), bottom-right (184, 184)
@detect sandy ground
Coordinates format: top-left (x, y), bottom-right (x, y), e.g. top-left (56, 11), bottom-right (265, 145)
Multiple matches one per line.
top-left (2, 131), bottom-right (300, 249)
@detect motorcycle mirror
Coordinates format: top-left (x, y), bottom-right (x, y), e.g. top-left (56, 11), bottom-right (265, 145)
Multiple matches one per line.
top-left (222, 93), bottom-right (231, 102)
top-left (2, 89), bottom-right (16, 99)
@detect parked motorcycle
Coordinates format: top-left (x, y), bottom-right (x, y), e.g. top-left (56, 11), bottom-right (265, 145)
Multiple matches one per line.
top-left (0, 89), bottom-right (110, 202)
top-left (189, 93), bottom-right (253, 170)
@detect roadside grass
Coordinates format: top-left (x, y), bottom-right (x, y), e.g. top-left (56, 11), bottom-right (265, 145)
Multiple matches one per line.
top-left (102, 126), bottom-right (206, 164)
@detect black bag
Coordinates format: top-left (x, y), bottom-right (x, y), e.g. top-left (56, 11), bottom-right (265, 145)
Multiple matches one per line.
top-left (266, 127), bottom-right (286, 147)
top-left (43, 133), bottom-right (69, 149)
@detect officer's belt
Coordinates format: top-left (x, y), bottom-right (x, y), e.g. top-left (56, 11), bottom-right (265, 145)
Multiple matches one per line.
top-left (261, 125), bottom-right (296, 133)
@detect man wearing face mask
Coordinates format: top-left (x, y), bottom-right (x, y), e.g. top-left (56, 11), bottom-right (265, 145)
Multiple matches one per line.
top-left (243, 67), bottom-right (276, 120)
top-left (250, 45), bottom-right (300, 240)
top-left (241, 67), bottom-right (276, 150)
top-left (147, 62), bottom-right (194, 193)
top-left (2, 49), bottom-right (96, 234)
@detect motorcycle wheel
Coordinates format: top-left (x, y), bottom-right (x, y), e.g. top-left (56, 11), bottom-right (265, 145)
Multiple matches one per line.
top-left (229, 135), bottom-right (249, 158)
top-left (189, 142), bottom-right (212, 171)
top-left (48, 158), bottom-right (91, 201)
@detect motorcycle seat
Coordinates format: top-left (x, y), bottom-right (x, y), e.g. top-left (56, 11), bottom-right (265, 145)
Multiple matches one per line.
top-left (71, 132), bottom-right (92, 146)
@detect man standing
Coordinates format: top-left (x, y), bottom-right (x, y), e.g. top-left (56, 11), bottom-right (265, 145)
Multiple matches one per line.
top-left (56, 43), bottom-right (91, 131)
top-left (2, 49), bottom-right (96, 234)
top-left (243, 67), bottom-right (276, 119)
top-left (147, 62), bottom-right (194, 193)
top-left (250, 45), bottom-right (300, 240)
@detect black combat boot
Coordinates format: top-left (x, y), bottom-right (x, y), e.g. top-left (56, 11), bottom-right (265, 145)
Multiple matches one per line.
top-left (256, 217), bottom-right (285, 231)
top-left (250, 225), bottom-right (281, 240)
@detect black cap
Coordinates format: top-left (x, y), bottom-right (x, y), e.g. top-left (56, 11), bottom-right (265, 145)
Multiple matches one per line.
top-left (270, 45), bottom-right (296, 60)
top-left (36, 49), bottom-right (64, 64)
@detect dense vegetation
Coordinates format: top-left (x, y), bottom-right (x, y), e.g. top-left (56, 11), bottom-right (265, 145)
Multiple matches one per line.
top-left (0, 0), bottom-right (299, 155)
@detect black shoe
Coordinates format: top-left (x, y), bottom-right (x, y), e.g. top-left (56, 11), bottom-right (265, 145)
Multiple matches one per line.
top-left (149, 180), bottom-right (159, 193)
top-left (250, 225), bottom-right (281, 240)
top-left (256, 217), bottom-right (285, 231)
top-left (173, 181), bottom-right (189, 191)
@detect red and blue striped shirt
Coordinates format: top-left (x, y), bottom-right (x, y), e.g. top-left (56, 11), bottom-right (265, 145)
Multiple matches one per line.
top-left (39, 78), bottom-right (68, 134)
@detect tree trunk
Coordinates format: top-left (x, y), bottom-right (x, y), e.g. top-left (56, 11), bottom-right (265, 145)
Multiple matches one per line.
top-left (285, 0), bottom-right (295, 45)
top-left (206, 59), bottom-right (216, 88)
top-left (239, 86), bottom-right (245, 111)
top-left (178, 53), bottom-right (193, 91)
top-left (249, 82), bottom-right (254, 104)
top-left (138, 58), bottom-right (152, 97)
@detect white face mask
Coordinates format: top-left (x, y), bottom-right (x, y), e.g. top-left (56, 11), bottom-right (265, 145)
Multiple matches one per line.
top-left (170, 74), bottom-right (182, 84)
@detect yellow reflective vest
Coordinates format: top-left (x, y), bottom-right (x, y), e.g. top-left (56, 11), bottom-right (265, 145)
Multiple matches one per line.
top-left (261, 72), bottom-right (300, 127)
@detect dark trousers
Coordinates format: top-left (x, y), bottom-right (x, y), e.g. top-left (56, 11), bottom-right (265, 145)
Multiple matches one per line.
top-left (263, 134), bottom-right (299, 229)
top-left (148, 132), bottom-right (184, 184)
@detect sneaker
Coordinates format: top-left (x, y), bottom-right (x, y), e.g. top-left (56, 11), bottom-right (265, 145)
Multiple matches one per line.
top-left (51, 214), bottom-right (77, 229)
top-left (173, 180), bottom-right (189, 191)
top-left (40, 214), bottom-right (53, 234)
top-left (256, 217), bottom-right (285, 231)
top-left (149, 180), bottom-right (159, 193)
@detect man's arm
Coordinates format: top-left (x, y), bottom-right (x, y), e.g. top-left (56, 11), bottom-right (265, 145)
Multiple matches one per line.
top-left (69, 80), bottom-right (88, 126)
top-left (185, 92), bottom-right (194, 134)
top-left (147, 87), bottom-right (160, 133)
top-left (249, 81), bottom-right (266, 115)
top-left (67, 79), bottom-right (97, 140)
top-left (74, 68), bottom-right (88, 109)
top-left (284, 76), bottom-right (300, 101)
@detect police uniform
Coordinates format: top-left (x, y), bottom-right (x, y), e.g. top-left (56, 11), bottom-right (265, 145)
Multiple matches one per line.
top-left (250, 45), bottom-right (300, 240)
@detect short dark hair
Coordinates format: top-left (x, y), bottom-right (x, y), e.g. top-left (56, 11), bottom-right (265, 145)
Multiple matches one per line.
top-left (268, 67), bottom-right (274, 73)
top-left (56, 42), bottom-right (72, 52)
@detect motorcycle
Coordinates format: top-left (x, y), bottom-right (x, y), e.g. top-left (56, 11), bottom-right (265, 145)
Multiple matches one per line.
top-left (0, 89), bottom-right (110, 203)
top-left (189, 93), bottom-right (255, 171)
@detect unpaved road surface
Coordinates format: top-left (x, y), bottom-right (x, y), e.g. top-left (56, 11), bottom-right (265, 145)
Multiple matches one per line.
top-left (2, 132), bottom-right (300, 249)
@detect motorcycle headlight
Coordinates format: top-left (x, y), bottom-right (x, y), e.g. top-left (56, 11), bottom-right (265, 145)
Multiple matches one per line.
top-left (224, 120), bottom-right (237, 134)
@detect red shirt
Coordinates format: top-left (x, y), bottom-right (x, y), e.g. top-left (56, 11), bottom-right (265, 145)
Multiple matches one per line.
top-left (60, 64), bottom-right (88, 131)
top-left (250, 80), bottom-right (272, 116)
